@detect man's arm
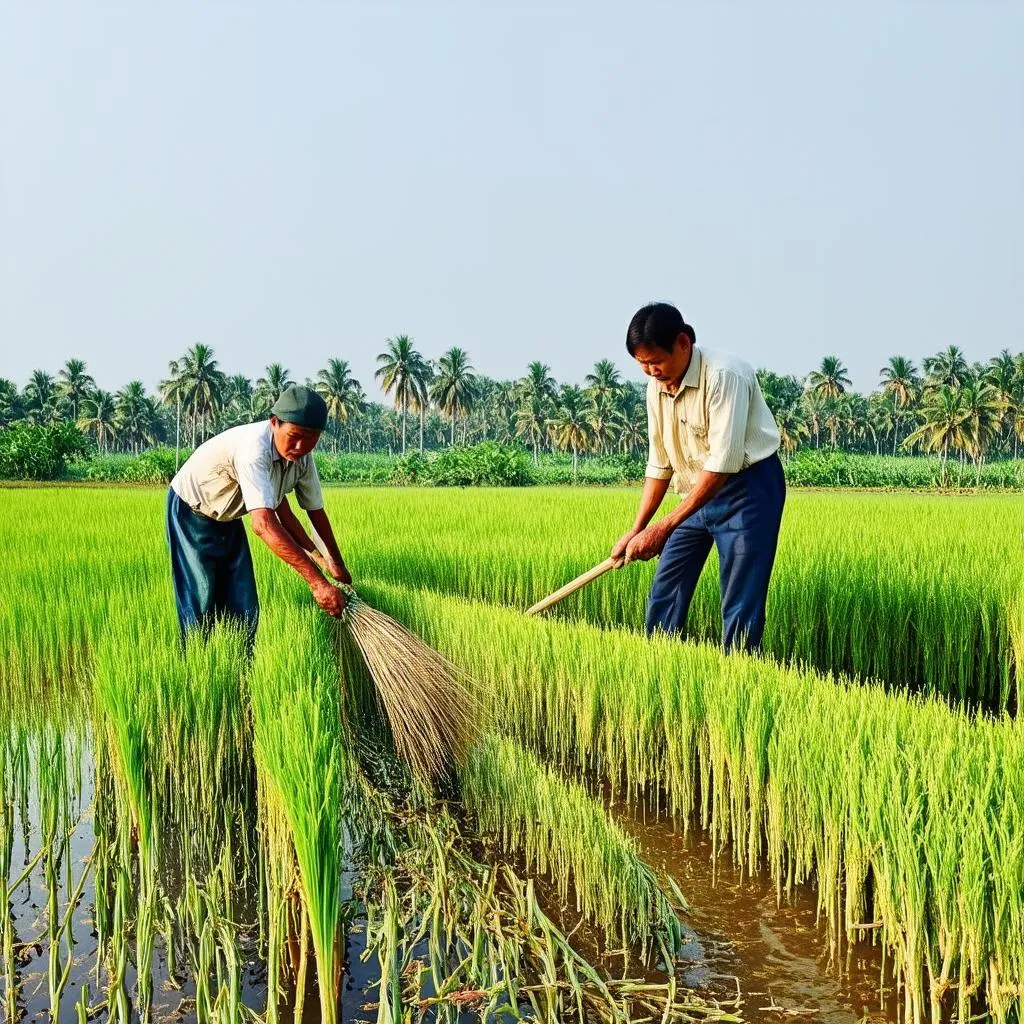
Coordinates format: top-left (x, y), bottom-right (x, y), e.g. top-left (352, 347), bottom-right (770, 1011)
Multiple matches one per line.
top-left (306, 508), bottom-right (352, 584)
top-left (610, 476), bottom-right (671, 563)
top-left (623, 469), bottom-right (730, 562)
top-left (250, 508), bottom-right (346, 616)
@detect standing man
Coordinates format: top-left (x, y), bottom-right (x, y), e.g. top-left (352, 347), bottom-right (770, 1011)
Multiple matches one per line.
top-left (611, 303), bottom-right (785, 653)
top-left (167, 385), bottom-right (349, 646)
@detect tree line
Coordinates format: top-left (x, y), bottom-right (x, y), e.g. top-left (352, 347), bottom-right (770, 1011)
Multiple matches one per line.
top-left (2, 341), bottom-right (1023, 482)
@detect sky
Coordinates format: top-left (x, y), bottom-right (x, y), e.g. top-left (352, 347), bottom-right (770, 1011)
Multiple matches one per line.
top-left (2, 1), bottom-right (1021, 402)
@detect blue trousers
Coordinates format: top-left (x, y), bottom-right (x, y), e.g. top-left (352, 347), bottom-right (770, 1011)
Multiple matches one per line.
top-left (166, 488), bottom-right (259, 647)
top-left (645, 453), bottom-right (786, 653)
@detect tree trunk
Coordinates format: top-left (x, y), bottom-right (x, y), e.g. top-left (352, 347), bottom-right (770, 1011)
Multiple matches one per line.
top-left (450, 414), bottom-right (456, 447)
top-left (572, 446), bottom-right (578, 480)
top-left (401, 394), bottom-right (408, 454)
top-left (419, 407), bottom-right (425, 455)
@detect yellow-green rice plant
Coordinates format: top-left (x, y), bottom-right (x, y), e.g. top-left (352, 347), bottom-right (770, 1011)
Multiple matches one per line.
top-left (463, 734), bottom-right (684, 961)
top-left (358, 580), bottom-right (1024, 1024)
top-left (249, 604), bottom-right (347, 1024)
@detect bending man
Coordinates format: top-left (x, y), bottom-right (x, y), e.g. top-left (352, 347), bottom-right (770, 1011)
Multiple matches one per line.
top-left (612, 303), bottom-right (785, 653)
top-left (167, 385), bottom-right (349, 646)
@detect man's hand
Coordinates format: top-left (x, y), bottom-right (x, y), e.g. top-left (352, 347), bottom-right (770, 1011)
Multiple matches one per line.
top-left (624, 522), bottom-right (671, 563)
top-left (312, 579), bottom-right (347, 617)
top-left (311, 550), bottom-right (353, 586)
top-left (610, 528), bottom-right (640, 568)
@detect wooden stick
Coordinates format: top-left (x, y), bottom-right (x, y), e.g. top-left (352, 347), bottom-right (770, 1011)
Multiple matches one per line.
top-left (525, 557), bottom-right (619, 616)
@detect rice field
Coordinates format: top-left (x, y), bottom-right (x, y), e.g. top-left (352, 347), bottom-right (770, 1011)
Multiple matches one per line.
top-left (2, 485), bottom-right (1023, 1024)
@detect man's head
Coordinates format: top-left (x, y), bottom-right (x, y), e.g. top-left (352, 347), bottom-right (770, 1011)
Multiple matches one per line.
top-left (270, 385), bottom-right (328, 461)
top-left (625, 302), bottom-right (696, 387)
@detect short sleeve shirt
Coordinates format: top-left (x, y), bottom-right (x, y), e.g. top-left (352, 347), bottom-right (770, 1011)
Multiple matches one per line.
top-left (171, 421), bottom-right (324, 521)
top-left (645, 347), bottom-right (780, 495)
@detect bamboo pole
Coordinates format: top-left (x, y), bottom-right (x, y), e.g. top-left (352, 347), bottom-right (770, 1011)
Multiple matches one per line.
top-left (525, 558), bottom-right (619, 616)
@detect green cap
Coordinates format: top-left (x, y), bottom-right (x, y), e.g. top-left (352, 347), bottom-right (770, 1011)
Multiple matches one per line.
top-left (271, 385), bottom-right (329, 430)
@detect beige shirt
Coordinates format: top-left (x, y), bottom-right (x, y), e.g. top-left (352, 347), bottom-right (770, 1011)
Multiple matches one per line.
top-left (645, 347), bottom-right (780, 495)
top-left (171, 421), bottom-right (324, 522)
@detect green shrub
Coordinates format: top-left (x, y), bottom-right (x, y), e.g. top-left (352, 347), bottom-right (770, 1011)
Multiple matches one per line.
top-left (0, 423), bottom-right (89, 480)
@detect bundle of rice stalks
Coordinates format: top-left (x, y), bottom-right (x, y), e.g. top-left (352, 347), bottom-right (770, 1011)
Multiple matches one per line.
top-left (338, 585), bottom-right (480, 783)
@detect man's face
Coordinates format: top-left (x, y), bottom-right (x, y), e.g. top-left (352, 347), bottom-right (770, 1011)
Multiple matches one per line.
top-left (632, 335), bottom-right (692, 387)
top-left (270, 417), bottom-right (322, 461)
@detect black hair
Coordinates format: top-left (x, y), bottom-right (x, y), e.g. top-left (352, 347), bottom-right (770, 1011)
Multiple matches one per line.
top-left (625, 302), bottom-right (695, 355)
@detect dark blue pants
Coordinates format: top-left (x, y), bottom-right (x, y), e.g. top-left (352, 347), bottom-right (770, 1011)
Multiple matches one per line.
top-left (166, 488), bottom-right (260, 648)
top-left (645, 453), bottom-right (786, 653)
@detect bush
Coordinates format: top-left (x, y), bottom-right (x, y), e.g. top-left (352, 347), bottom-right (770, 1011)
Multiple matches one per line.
top-left (427, 443), bottom-right (534, 487)
top-left (0, 423), bottom-right (89, 480)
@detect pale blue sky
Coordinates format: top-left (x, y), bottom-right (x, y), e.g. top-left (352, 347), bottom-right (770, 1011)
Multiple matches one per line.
top-left (2, 2), bottom-right (1021, 400)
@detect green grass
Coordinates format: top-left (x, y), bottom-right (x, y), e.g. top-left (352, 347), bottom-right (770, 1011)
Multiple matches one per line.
top-left (3, 485), bottom-right (1024, 1023)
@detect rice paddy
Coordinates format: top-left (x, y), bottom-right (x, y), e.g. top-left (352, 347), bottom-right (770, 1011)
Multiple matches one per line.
top-left (2, 485), bottom-right (1022, 1023)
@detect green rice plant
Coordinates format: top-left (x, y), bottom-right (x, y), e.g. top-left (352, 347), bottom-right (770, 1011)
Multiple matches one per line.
top-left (463, 735), bottom-right (684, 961)
top-left (249, 604), bottom-right (347, 1024)
top-left (359, 580), bottom-right (1024, 1024)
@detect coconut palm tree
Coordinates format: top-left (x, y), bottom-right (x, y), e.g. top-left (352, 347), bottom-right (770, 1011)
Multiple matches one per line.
top-left (806, 357), bottom-right (851, 400)
top-left (775, 404), bottom-right (809, 458)
top-left (79, 390), bottom-right (119, 452)
top-left (588, 391), bottom-right (618, 454)
top-left (801, 391), bottom-right (826, 448)
top-left (0, 378), bottom-right (20, 427)
top-left (547, 386), bottom-right (594, 480)
top-left (316, 359), bottom-right (363, 451)
top-left (923, 346), bottom-right (970, 392)
top-left (255, 363), bottom-right (294, 411)
top-left (584, 359), bottom-right (622, 404)
top-left (960, 380), bottom-right (1001, 484)
top-left (513, 362), bottom-right (558, 463)
top-left (376, 335), bottom-right (427, 455)
top-left (57, 359), bottom-right (96, 422)
top-left (23, 370), bottom-right (59, 424)
top-left (430, 347), bottom-right (477, 445)
top-left (903, 386), bottom-right (971, 486)
top-left (614, 385), bottom-right (646, 455)
top-left (407, 360), bottom-right (434, 455)
top-left (161, 345), bottom-right (226, 448)
top-left (878, 356), bottom-right (920, 412)
top-left (115, 381), bottom-right (160, 452)
top-left (985, 350), bottom-right (1021, 457)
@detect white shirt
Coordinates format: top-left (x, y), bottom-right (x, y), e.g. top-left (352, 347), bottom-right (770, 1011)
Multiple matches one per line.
top-left (171, 421), bottom-right (324, 521)
top-left (645, 347), bottom-right (780, 495)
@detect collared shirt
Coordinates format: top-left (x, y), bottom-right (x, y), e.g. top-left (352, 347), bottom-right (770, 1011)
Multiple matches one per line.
top-left (171, 421), bottom-right (324, 522)
top-left (645, 347), bottom-right (780, 495)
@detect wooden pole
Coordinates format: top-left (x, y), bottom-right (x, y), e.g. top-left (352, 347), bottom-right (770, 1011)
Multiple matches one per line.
top-left (525, 558), bottom-right (619, 616)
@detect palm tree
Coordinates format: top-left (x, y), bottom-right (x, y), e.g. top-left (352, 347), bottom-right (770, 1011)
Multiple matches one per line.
top-left (806, 356), bottom-right (851, 400)
top-left (316, 359), bottom-right (363, 451)
top-left (614, 385), bottom-right (646, 455)
top-left (879, 356), bottom-right (920, 412)
top-left (961, 380), bottom-right (1001, 484)
top-left (515, 362), bottom-right (558, 405)
top-left (547, 386), bottom-right (594, 480)
top-left (514, 396), bottom-right (548, 464)
top-left (376, 336), bottom-right (426, 454)
top-left (775, 404), bottom-right (809, 458)
top-left (923, 346), bottom-right (970, 392)
top-left (23, 370), bottom-right (58, 424)
top-left (160, 345), bottom-right (226, 448)
top-left (0, 378), bottom-right (20, 427)
top-left (801, 391), bottom-right (826, 448)
top-left (986, 350), bottom-right (1021, 458)
top-left (430, 348), bottom-right (477, 445)
top-left (79, 390), bottom-right (119, 452)
top-left (255, 363), bottom-right (294, 411)
top-left (588, 391), bottom-right (618, 454)
top-left (514, 362), bottom-right (558, 463)
top-left (903, 386), bottom-right (971, 486)
top-left (584, 359), bottom-right (622, 404)
top-left (115, 381), bottom-right (157, 452)
top-left (57, 359), bottom-right (96, 422)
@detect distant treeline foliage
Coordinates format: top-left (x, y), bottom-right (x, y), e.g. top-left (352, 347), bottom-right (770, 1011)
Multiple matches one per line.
top-left (3, 343), bottom-right (1024, 486)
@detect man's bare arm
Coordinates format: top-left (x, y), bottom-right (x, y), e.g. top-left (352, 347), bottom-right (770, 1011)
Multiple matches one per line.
top-left (610, 476), bottom-right (672, 564)
top-left (250, 508), bottom-right (345, 615)
top-left (276, 496), bottom-right (317, 553)
top-left (624, 470), bottom-right (731, 563)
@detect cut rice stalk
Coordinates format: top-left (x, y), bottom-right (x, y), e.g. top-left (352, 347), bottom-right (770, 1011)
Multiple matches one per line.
top-left (339, 587), bottom-right (480, 783)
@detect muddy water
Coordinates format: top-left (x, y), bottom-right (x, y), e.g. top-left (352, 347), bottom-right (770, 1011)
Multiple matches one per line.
top-left (616, 804), bottom-right (902, 1024)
